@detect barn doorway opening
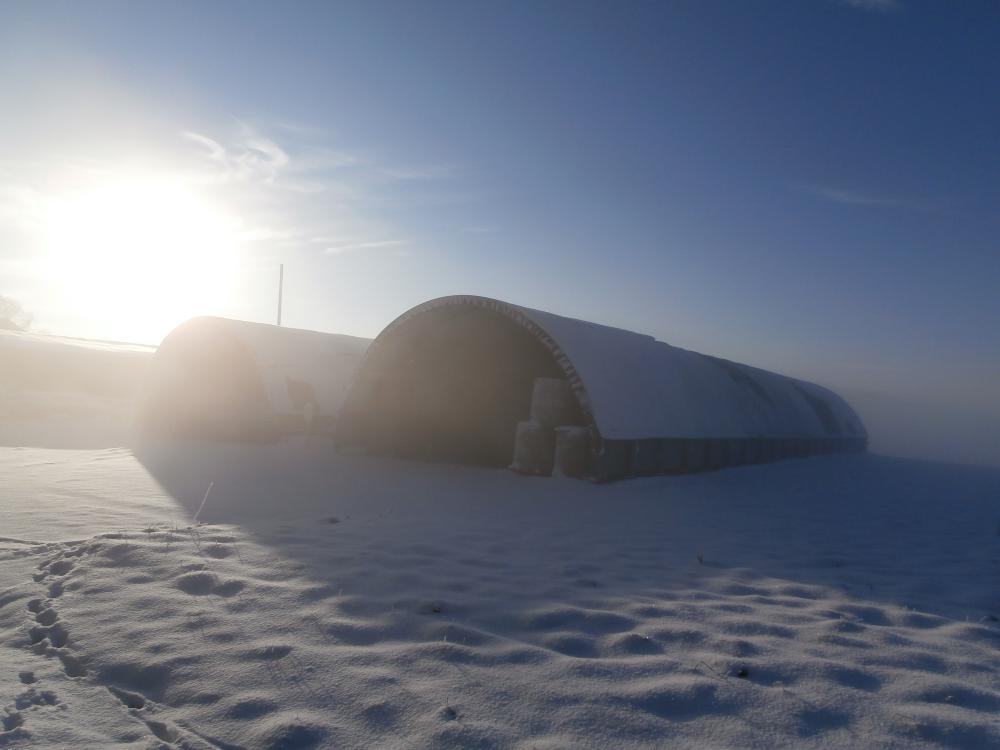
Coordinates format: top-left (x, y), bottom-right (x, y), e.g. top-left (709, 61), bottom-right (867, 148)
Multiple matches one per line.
top-left (341, 305), bottom-right (585, 467)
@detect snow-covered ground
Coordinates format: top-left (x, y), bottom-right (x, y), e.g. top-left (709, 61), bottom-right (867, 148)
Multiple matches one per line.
top-left (2, 435), bottom-right (999, 749)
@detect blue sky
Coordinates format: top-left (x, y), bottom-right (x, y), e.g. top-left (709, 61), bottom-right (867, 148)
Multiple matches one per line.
top-left (1, 0), bottom-right (998, 458)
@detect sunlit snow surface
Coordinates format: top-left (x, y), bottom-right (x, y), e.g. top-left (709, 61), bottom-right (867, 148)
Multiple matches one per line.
top-left (2, 440), bottom-right (999, 749)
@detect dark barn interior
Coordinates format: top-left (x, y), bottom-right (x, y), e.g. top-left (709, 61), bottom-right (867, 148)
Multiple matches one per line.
top-left (341, 306), bottom-right (582, 467)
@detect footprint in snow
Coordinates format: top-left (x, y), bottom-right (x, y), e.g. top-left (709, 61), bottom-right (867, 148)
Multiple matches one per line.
top-left (14, 689), bottom-right (59, 710)
top-left (174, 571), bottom-right (246, 597)
top-left (108, 685), bottom-right (146, 710)
top-left (241, 644), bottom-right (293, 661)
top-left (203, 543), bottom-right (234, 559)
top-left (55, 650), bottom-right (86, 678)
top-left (174, 571), bottom-right (217, 595)
top-left (48, 560), bottom-right (74, 576)
top-left (30, 621), bottom-right (69, 649)
top-left (225, 696), bottom-right (278, 719)
top-left (1, 710), bottom-right (25, 733)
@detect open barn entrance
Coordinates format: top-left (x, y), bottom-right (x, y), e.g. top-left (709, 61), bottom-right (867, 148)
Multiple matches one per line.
top-left (341, 305), bottom-right (583, 467)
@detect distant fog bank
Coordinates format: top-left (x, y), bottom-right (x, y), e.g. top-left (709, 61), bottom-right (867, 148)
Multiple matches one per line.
top-left (845, 388), bottom-right (1000, 469)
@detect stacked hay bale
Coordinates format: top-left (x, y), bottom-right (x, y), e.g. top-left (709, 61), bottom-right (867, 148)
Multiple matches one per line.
top-left (510, 378), bottom-right (589, 477)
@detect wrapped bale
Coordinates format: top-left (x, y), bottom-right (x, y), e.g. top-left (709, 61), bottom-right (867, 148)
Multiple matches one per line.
top-left (529, 377), bottom-right (577, 428)
top-left (554, 426), bottom-right (590, 478)
top-left (510, 420), bottom-right (555, 476)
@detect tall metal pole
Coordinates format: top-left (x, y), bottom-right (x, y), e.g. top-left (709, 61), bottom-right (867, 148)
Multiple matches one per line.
top-left (277, 264), bottom-right (284, 326)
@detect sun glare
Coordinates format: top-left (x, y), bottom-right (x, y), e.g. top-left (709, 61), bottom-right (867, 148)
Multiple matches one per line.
top-left (42, 175), bottom-right (238, 343)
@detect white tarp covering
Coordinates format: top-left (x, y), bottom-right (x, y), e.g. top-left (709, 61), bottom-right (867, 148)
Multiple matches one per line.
top-left (225, 320), bottom-right (371, 418)
top-left (513, 301), bottom-right (864, 440)
top-left (367, 296), bottom-right (866, 442)
top-left (145, 317), bottom-right (370, 430)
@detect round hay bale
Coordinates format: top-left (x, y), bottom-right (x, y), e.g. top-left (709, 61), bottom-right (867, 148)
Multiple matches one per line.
top-left (529, 377), bottom-right (577, 428)
top-left (510, 420), bottom-right (555, 476)
top-left (554, 426), bottom-right (590, 478)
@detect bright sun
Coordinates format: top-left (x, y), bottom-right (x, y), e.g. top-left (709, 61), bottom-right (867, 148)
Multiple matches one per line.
top-left (43, 175), bottom-right (239, 343)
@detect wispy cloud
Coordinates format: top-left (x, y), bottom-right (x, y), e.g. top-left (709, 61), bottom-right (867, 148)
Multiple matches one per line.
top-left (837, 0), bottom-right (901, 12)
top-left (377, 164), bottom-right (457, 181)
top-left (182, 122), bottom-right (451, 192)
top-left (322, 238), bottom-right (409, 255)
top-left (0, 116), bottom-right (462, 312)
top-left (181, 125), bottom-right (353, 189)
top-left (174, 121), bottom-right (464, 256)
top-left (802, 184), bottom-right (903, 207)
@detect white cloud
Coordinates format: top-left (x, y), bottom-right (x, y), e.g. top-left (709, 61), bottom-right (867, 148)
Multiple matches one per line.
top-left (182, 124), bottom-right (448, 192)
top-left (323, 239), bottom-right (408, 255)
top-left (176, 122), bottom-right (447, 255)
top-left (181, 127), bottom-right (292, 184)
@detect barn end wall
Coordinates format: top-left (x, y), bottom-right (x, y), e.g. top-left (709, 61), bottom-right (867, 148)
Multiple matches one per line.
top-left (141, 317), bottom-right (370, 442)
top-left (138, 317), bottom-right (273, 441)
top-left (339, 303), bottom-right (582, 466)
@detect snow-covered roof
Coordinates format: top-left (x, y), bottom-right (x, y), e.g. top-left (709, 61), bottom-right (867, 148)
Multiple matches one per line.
top-left (362, 295), bottom-right (866, 441)
top-left (152, 317), bottom-right (371, 417)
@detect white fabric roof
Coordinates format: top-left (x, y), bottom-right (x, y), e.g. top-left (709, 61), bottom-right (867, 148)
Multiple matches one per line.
top-left (515, 301), bottom-right (865, 440)
top-left (156, 317), bottom-right (371, 418)
top-left (376, 296), bottom-right (866, 441)
top-left (228, 320), bottom-right (370, 417)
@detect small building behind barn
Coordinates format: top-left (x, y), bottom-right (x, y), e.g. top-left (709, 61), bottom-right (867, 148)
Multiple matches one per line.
top-left (339, 295), bottom-right (867, 480)
top-left (138, 316), bottom-right (370, 441)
